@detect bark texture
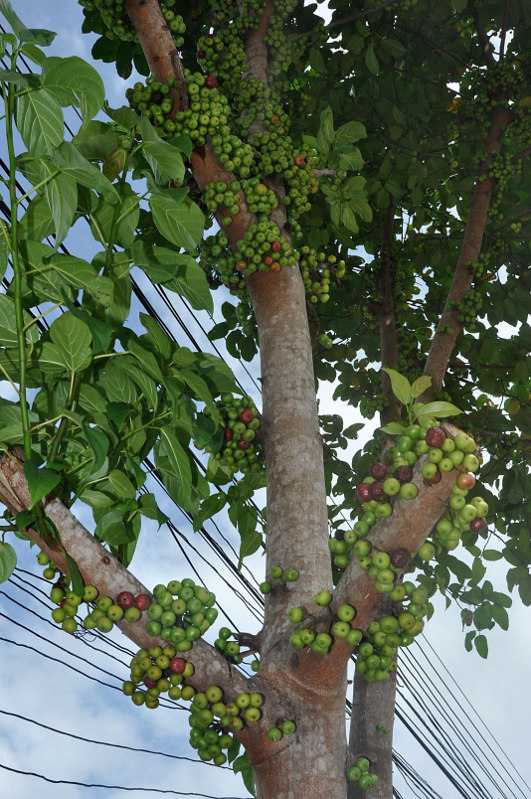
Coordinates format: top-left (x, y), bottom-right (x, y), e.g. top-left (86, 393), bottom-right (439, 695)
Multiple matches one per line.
top-left (348, 670), bottom-right (397, 799)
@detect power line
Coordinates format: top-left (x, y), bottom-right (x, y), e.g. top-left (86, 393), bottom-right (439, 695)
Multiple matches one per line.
top-left (0, 762), bottom-right (247, 797)
top-left (0, 709), bottom-right (232, 769)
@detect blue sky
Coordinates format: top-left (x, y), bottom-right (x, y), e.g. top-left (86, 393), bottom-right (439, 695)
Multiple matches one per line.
top-left (0, 3), bottom-right (530, 798)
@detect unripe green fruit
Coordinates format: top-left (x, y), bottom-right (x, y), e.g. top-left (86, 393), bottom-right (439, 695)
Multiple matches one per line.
top-left (463, 454), bottom-right (479, 472)
top-left (347, 628), bottom-right (363, 646)
top-left (417, 542), bottom-right (435, 560)
top-left (333, 620), bottom-right (350, 638)
top-left (50, 587), bottom-right (65, 604)
top-left (337, 604), bottom-right (356, 622)
top-left (281, 720), bottom-right (296, 734)
top-left (314, 590), bottom-right (331, 606)
top-left (267, 726), bottom-right (283, 742)
top-left (288, 606), bottom-right (304, 623)
top-left (347, 765), bottom-right (361, 781)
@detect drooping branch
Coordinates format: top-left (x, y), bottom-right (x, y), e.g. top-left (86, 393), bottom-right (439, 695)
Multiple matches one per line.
top-left (421, 107), bottom-right (514, 397)
top-left (0, 453), bottom-right (249, 698)
top-left (124, 0), bottom-right (255, 242)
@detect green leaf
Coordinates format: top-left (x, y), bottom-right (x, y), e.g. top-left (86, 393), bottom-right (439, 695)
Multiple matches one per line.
top-left (90, 185), bottom-right (139, 248)
top-left (470, 557), bottom-right (486, 585)
top-left (143, 139), bottom-right (185, 185)
top-left (518, 575), bottom-right (531, 606)
top-left (41, 163), bottom-right (77, 247)
top-left (132, 242), bottom-right (213, 312)
top-left (0, 293), bottom-right (38, 347)
top-left (411, 376), bottom-right (432, 399)
top-left (309, 46), bottom-right (326, 73)
top-left (18, 195), bottom-right (55, 241)
top-left (73, 120), bottom-right (119, 161)
top-left (0, 68), bottom-right (29, 87)
top-left (40, 311), bottom-right (92, 374)
top-left (483, 549), bottom-right (503, 561)
top-left (365, 44), bottom-right (379, 75)
top-left (149, 196), bottom-right (205, 250)
top-left (20, 28), bottom-right (56, 46)
top-left (337, 149), bottom-right (364, 172)
top-left (15, 510), bottom-right (37, 531)
top-left (193, 493), bottom-right (227, 531)
top-left (491, 604), bottom-right (509, 630)
top-left (20, 42), bottom-right (46, 66)
top-left (159, 428), bottom-right (192, 507)
top-left (80, 489), bottom-right (114, 509)
top-left (0, 541), bottom-right (17, 583)
top-left (464, 630), bottom-right (475, 652)
top-left (335, 121), bottom-right (367, 143)
top-left (381, 367), bottom-right (411, 406)
top-left (15, 88), bottom-right (64, 157)
top-left (319, 106), bottom-right (335, 145)
top-left (233, 754), bottom-right (256, 797)
top-left (380, 422), bottom-right (407, 435)
top-left (116, 356), bottom-right (158, 408)
top-left (83, 425), bottom-right (109, 474)
top-left (42, 56), bottom-right (105, 123)
top-left (474, 634), bottom-right (488, 659)
top-left (128, 340), bottom-right (164, 382)
top-left (340, 205), bottom-right (359, 233)
top-left (23, 460), bottom-right (61, 507)
top-left (238, 530), bottom-right (262, 568)
top-left (55, 141), bottom-right (118, 198)
top-left (178, 369), bottom-right (220, 424)
top-left (64, 552), bottom-right (84, 597)
top-left (415, 400), bottom-right (462, 419)
top-left (107, 469), bottom-right (137, 499)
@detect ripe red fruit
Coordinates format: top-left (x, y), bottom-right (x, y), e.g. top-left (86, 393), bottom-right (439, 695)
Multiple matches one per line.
top-left (357, 483), bottom-right (371, 502)
top-left (369, 462), bottom-right (387, 481)
top-left (205, 75), bottom-right (217, 88)
top-left (456, 472), bottom-right (475, 490)
top-left (390, 548), bottom-right (410, 569)
top-left (237, 439), bottom-right (250, 450)
top-left (395, 465), bottom-right (413, 483)
top-left (270, 241), bottom-right (282, 252)
top-left (169, 657), bottom-right (187, 674)
top-left (144, 678), bottom-right (157, 688)
top-left (428, 469), bottom-right (442, 485)
top-left (116, 591), bottom-right (134, 609)
top-left (470, 517), bottom-right (487, 532)
top-left (134, 594), bottom-right (151, 611)
top-left (425, 426), bottom-right (446, 447)
top-left (223, 427), bottom-right (233, 443)
top-left (368, 481), bottom-right (386, 502)
top-left (263, 255), bottom-right (273, 266)
top-left (168, 180), bottom-right (182, 189)
top-left (197, 49), bottom-right (205, 58)
top-left (294, 155), bottom-right (305, 166)
top-left (239, 409), bottom-right (254, 424)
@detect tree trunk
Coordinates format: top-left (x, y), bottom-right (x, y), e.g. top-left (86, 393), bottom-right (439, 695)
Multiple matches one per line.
top-left (348, 669), bottom-right (397, 799)
top-left (247, 658), bottom-right (350, 799)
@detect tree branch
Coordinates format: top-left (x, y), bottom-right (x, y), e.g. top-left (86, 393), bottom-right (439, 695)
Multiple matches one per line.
top-left (124, 0), bottom-right (255, 243)
top-left (0, 453), bottom-right (249, 698)
top-left (421, 107), bottom-right (514, 397)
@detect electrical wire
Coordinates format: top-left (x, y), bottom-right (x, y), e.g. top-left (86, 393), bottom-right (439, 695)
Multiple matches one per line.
top-left (0, 762), bottom-right (247, 797)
